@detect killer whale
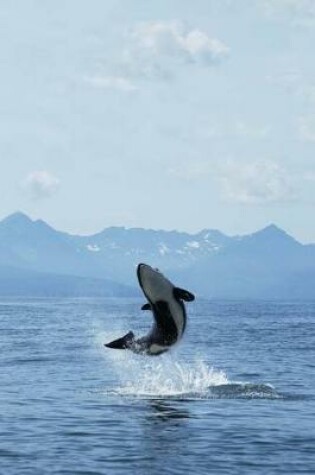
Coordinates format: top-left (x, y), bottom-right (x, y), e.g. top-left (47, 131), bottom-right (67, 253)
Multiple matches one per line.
top-left (105, 263), bottom-right (195, 356)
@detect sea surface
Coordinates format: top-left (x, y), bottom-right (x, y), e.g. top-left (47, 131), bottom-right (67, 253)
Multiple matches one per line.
top-left (0, 298), bottom-right (315, 475)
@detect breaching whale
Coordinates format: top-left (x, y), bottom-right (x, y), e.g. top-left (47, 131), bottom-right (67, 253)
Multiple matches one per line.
top-left (104, 263), bottom-right (195, 355)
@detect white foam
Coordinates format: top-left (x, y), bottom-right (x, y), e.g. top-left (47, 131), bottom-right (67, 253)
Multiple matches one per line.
top-left (94, 329), bottom-right (280, 400)
top-left (86, 244), bottom-right (101, 252)
top-left (101, 342), bottom-right (228, 397)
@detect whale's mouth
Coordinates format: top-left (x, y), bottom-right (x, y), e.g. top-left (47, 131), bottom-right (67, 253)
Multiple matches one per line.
top-left (137, 263), bottom-right (156, 293)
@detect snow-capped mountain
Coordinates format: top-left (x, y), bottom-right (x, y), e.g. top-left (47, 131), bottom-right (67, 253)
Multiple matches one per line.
top-left (0, 212), bottom-right (314, 299)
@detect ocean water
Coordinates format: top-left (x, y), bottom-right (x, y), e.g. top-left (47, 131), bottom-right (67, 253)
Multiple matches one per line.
top-left (0, 298), bottom-right (314, 475)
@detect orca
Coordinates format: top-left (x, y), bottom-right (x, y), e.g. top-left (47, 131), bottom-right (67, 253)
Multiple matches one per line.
top-left (104, 263), bottom-right (195, 356)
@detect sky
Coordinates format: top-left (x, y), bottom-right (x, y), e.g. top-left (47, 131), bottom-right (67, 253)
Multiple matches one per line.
top-left (0, 0), bottom-right (315, 242)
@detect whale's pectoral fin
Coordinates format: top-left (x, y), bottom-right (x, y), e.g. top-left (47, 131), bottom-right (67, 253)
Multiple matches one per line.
top-left (104, 331), bottom-right (135, 350)
top-left (173, 287), bottom-right (195, 302)
top-left (141, 303), bottom-right (151, 311)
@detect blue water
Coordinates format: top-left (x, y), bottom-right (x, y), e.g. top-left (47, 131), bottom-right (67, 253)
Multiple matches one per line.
top-left (1, 299), bottom-right (315, 474)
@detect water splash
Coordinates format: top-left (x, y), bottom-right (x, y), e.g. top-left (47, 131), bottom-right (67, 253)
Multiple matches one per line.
top-left (97, 330), bottom-right (281, 400)
top-left (100, 340), bottom-right (227, 398)
top-left (117, 359), bottom-right (228, 397)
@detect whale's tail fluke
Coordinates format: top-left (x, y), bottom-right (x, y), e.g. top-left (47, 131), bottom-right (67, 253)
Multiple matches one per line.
top-left (104, 331), bottom-right (135, 350)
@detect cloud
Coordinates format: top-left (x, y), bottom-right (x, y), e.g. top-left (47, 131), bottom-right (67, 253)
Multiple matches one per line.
top-left (298, 116), bottom-right (315, 142)
top-left (23, 171), bottom-right (60, 200)
top-left (303, 86), bottom-right (315, 103)
top-left (259, 0), bottom-right (315, 26)
top-left (219, 160), bottom-right (294, 204)
top-left (168, 161), bottom-right (213, 182)
top-left (304, 171), bottom-right (315, 182)
top-left (84, 75), bottom-right (137, 92)
top-left (130, 21), bottom-right (229, 67)
top-left (234, 121), bottom-right (270, 139)
top-left (267, 72), bottom-right (315, 106)
top-left (87, 21), bottom-right (229, 87)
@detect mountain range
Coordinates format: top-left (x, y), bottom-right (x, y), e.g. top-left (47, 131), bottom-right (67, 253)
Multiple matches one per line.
top-left (0, 212), bottom-right (314, 299)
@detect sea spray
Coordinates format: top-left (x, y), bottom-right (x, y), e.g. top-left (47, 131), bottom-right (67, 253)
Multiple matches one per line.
top-left (96, 329), bottom-right (280, 400)
top-left (102, 342), bottom-right (228, 397)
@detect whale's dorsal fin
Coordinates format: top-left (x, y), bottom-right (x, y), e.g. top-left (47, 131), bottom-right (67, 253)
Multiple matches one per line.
top-left (141, 303), bottom-right (151, 311)
top-left (173, 287), bottom-right (195, 302)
